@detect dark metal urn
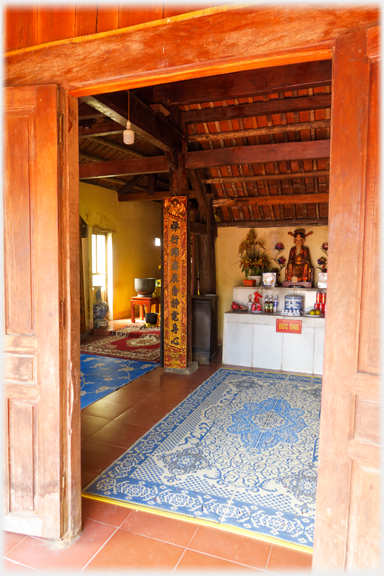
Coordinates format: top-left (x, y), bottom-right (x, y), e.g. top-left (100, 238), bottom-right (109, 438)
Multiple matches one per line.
top-left (134, 277), bottom-right (156, 297)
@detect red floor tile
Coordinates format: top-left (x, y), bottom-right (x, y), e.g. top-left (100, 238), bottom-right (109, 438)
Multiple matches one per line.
top-left (85, 420), bottom-right (148, 449)
top-left (188, 525), bottom-right (272, 570)
top-left (122, 377), bottom-right (162, 393)
top-left (175, 548), bottom-right (259, 571)
top-left (82, 497), bottom-right (134, 528)
top-left (102, 386), bottom-right (152, 407)
top-left (120, 509), bottom-right (198, 547)
top-left (3, 557), bottom-right (43, 572)
top-left (5, 518), bottom-right (116, 573)
top-left (81, 414), bottom-right (110, 440)
top-left (81, 396), bottom-right (137, 420)
top-left (82, 470), bottom-right (99, 489)
top-left (266, 543), bottom-right (313, 572)
top-left (2, 532), bottom-right (28, 555)
top-left (112, 402), bottom-right (170, 428)
top-left (81, 440), bottom-right (126, 475)
top-left (83, 528), bottom-right (184, 572)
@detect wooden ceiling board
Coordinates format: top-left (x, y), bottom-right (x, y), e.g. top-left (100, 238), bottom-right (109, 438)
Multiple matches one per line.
top-left (75, 61), bottom-right (331, 226)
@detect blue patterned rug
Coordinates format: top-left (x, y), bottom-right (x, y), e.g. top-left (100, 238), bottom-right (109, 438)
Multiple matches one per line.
top-left (81, 354), bottom-right (159, 409)
top-left (82, 368), bottom-right (321, 551)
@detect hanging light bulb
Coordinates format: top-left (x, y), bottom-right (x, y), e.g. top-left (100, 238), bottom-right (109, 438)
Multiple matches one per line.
top-left (123, 90), bottom-right (135, 145)
top-left (123, 120), bottom-right (135, 145)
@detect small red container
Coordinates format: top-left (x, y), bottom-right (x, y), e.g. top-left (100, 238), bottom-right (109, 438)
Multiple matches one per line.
top-left (314, 302), bottom-right (321, 311)
top-left (322, 303), bottom-right (327, 317)
top-left (320, 292), bottom-right (327, 303)
top-left (316, 292), bottom-right (322, 303)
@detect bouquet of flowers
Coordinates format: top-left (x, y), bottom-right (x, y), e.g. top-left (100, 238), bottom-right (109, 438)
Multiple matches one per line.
top-left (270, 242), bottom-right (287, 283)
top-left (317, 242), bottom-right (328, 272)
top-left (238, 229), bottom-right (270, 277)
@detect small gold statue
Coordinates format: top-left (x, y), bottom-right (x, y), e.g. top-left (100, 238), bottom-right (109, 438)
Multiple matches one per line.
top-left (283, 228), bottom-right (313, 286)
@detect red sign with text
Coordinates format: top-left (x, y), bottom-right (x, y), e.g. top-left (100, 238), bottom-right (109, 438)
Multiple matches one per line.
top-left (276, 319), bottom-right (302, 334)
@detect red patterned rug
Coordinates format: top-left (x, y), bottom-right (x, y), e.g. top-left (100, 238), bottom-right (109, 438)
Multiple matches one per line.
top-left (80, 328), bottom-right (160, 362)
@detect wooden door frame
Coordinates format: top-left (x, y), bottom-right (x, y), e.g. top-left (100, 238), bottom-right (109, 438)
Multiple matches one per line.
top-left (3, 4), bottom-right (379, 546)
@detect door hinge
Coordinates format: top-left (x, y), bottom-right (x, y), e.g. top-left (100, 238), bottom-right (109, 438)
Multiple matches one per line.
top-left (60, 299), bottom-right (66, 329)
top-left (57, 112), bottom-right (64, 146)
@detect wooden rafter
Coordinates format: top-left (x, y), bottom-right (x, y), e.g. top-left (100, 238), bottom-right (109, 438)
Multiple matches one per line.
top-left (79, 155), bottom-right (169, 179)
top-left (78, 120), bottom-right (123, 138)
top-left (182, 94), bottom-right (332, 124)
top-left (185, 140), bottom-right (330, 169)
top-left (216, 218), bottom-right (328, 228)
top-left (135, 60), bottom-right (332, 106)
top-left (188, 169), bottom-right (208, 215)
top-left (80, 92), bottom-right (181, 152)
top-left (203, 169), bottom-right (329, 184)
top-left (188, 120), bottom-right (330, 142)
top-left (84, 136), bottom-right (146, 158)
top-left (213, 193), bottom-right (329, 208)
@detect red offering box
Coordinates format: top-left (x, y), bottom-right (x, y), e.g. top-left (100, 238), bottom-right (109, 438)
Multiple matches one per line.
top-left (243, 279), bottom-right (256, 286)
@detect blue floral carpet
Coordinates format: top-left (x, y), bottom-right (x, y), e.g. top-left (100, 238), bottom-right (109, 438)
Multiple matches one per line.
top-left (83, 368), bottom-right (321, 551)
top-left (81, 354), bottom-right (159, 409)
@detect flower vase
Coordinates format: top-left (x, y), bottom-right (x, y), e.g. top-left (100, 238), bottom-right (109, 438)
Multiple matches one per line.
top-left (249, 275), bottom-right (262, 286)
top-left (93, 286), bottom-right (109, 328)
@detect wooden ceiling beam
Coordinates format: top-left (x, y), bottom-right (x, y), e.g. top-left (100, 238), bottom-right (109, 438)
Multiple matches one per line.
top-left (117, 175), bottom-right (147, 195)
top-left (188, 169), bottom-right (208, 215)
top-left (80, 92), bottom-right (181, 152)
top-left (79, 155), bottom-right (169, 179)
top-left (85, 136), bottom-right (146, 158)
top-left (213, 193), bottom-right (329, 208)
top-left (80, 141), bottom-right (329, 179)
top-left (189, 120), bottom-right (330, 143)
top-left (204, 169), bottom-right (329, 184)
top-left (216, 218), bottom-right (328, 228)
top-left (79, 120), bottom-right (124, 138)
top-left (136, 60), bottom-right (332, 106)
top-left (185, 140), bottom-right (330, 169)
top-left (182, 94), bottom-right (332, 124)
top-left (117, 191), bottom-right (169, 202)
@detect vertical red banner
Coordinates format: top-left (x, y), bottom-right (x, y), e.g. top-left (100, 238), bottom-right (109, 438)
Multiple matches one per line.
top-left (163, 197), bottom-right (188, 368)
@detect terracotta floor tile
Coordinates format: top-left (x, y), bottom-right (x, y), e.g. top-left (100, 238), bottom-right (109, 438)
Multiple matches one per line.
top-left (188, 525), bottom-right (272, 570)
top-left (3, 532), bottom-right (28, 555)
top-left (82, 497), bottom-right (134, 527)
top-left (120, 509), bottom-right (198, 546)
top-left (102, 386), bottom-right (152, 407)
top-left (124, 377), bottom-right (162, 393)
top-left (133, 393), bottom-right (183, 414)
top-left (86, 421), bottom-right (148, 449)
top-left (149, 388), bottom-right (191, 405)
top-left (81, 440), bottom-right (126, 475)
top-left (81, 396), bottom-right (136, 420)
top-left (266, 544), bottom-right (313, 572)
top-left (5, 518), bottom-right (116, 573)
top-left (83, 528), bottom-right (184, 572)
top-left (3, 557), bottom-right (43, 572)
top-left (113, 403), bottom-right (170, 428)
top-left (81, 414), bottom-right (110, 440)
top-left (175, 549), bottom-right (259, 571)
top-left (82, 471), bottom-right (98, 489)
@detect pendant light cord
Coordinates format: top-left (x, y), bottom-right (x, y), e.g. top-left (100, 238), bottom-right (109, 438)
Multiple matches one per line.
top-left (127, 89), bottom-right (130, 123)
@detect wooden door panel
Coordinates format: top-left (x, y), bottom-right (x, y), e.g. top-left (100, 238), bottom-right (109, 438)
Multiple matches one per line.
top-left (357, 58), bottom-right (380, 375)
top-left (3, 85), bottom-right (62, 538)
top-left (313, 27), bottom-right (380, 570)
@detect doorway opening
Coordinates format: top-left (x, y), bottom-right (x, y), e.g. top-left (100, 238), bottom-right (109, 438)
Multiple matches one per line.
top-left (77, 58), bottom-right (330, 553)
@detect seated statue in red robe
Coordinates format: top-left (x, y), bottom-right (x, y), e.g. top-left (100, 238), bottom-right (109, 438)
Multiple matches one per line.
top-left (285, 228), bottom-right (313, 282)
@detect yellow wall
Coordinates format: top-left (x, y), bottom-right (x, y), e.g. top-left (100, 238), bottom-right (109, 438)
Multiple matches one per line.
top-left (79, 182), bottom-right (162, 320)
top-left (215, 225), bottom-right (329, 339)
